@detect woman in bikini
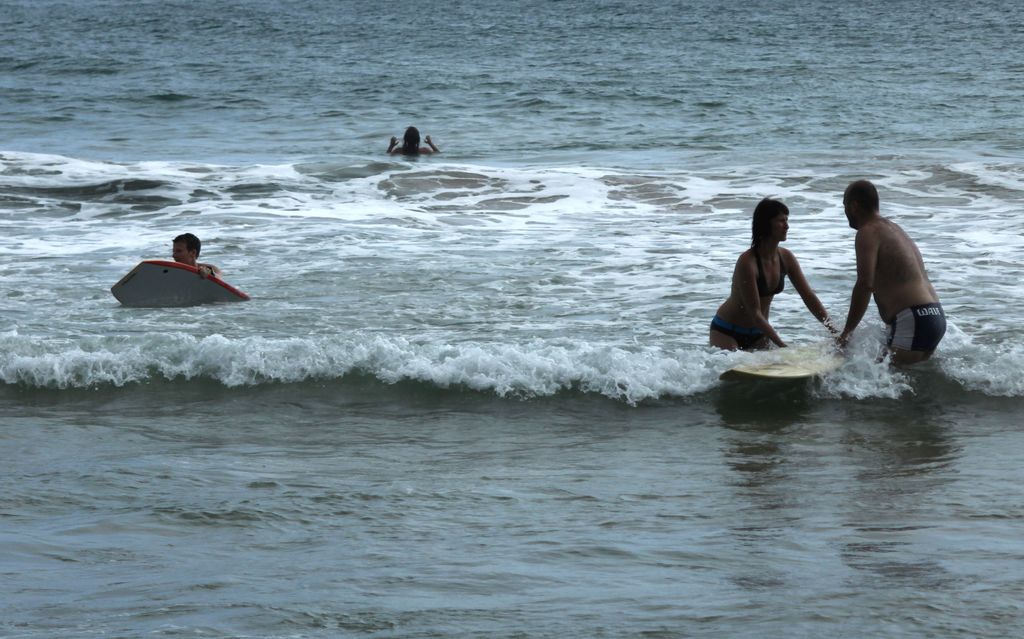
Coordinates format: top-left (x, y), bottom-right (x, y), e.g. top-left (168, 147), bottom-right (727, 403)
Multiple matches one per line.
top-left (710, 198), bottom-right (836, 350)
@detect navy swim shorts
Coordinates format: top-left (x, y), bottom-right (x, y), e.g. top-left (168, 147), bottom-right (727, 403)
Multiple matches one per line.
top-left (888, 303), bottom-right (946, 353)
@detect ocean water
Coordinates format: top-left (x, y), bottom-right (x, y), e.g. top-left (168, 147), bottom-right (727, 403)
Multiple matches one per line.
top-left (3, 1), bottom-right (1024, 637)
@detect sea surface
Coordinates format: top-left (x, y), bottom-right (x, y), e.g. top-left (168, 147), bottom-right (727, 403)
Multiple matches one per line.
top-left (3, 1), bottom-right (1024, 637)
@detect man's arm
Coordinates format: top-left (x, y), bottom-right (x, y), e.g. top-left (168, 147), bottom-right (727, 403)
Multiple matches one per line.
top-left (839, 228), bottom-right (878, 346)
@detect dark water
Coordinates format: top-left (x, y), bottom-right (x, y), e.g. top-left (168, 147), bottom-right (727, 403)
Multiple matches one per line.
top-left (3, 379), bottom-right (1023, 637)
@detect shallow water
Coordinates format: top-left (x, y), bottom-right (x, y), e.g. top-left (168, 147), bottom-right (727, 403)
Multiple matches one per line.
top-left (4, 380), bottom-right (1023, 638)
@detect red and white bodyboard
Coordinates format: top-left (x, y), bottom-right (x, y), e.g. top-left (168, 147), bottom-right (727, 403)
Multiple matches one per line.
top-left (111, 260), bottom-right (250, 307)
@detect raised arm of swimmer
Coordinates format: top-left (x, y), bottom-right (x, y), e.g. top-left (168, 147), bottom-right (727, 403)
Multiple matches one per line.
top-left (388, 126), bottom-right (439, 155)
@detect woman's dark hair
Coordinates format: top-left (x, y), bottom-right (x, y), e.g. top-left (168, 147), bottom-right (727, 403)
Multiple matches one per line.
top-left (751, 198), bottom-right (789, 249)
top-left (401, 126), bottom-right (421, 155)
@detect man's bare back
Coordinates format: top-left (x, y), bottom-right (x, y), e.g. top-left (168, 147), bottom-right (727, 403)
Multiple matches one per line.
top-left (857, 216), bottom-right (938, 322)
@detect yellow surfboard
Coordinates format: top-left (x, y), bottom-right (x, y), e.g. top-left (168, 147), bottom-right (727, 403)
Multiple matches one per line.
top-left (719, 344), bottom-right (843, 381)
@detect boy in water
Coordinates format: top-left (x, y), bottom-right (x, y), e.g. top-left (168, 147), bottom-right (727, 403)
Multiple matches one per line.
top-left (171, 233), bottom-right (221, 279)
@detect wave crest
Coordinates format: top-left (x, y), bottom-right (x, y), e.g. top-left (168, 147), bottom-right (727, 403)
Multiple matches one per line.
top-left (3, 329), bottom-right (1021, 402)
top-left (0, 332), bottom-right (722, 403)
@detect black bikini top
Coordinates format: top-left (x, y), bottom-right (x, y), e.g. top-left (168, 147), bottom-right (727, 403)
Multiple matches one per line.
top-left (755, 250), bottom-right (786, 297)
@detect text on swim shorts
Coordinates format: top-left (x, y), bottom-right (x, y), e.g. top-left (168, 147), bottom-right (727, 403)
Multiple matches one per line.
top-left (916, 306), bottom-right (943, 317)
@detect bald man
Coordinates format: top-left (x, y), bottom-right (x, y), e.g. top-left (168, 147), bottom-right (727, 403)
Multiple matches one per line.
top-left (838, 180), bottom-right (945, 365)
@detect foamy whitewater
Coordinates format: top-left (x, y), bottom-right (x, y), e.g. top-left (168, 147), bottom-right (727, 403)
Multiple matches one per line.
top-left (2, 152), bottom-right (1022, 401)
top-left (3, 1), bottom-right (1024, 637)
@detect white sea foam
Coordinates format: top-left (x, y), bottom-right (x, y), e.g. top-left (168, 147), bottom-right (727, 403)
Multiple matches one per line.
top-left (3, 150), bottom-right (1022, 403)
top-left (817, 350), bottom-right (914, 401)
top-left (0, 331), bottom-right (729, 402)
top-left (1, 328), bottom-right (1017, 401)
top-left (938, 325), bottom-right (1024, 397)
top-left (949, 160), bottom-right (1024, 192)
